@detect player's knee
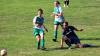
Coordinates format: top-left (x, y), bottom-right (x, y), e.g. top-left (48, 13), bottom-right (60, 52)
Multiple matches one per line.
top-left (36, 35), bottom-right (40, 41)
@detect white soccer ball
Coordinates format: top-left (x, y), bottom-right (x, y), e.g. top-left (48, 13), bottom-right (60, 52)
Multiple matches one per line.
top-left (0, 49), bottom-right (7, 56)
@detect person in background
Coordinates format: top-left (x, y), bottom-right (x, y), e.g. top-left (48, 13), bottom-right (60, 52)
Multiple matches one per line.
top-left (64, 0), bottom-right (69, 7)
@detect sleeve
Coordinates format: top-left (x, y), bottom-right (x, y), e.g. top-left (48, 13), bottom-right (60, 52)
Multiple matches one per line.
top-left (33, 16), bottom-right (37, 25)
top-left (70, 26), bottom-right (76, 30)
top-left (53, 7), bottom-right (57, 14)
top-left (59, 6), bottom-right (62, 13)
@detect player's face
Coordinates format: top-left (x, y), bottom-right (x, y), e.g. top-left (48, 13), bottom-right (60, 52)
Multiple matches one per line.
top-left (54, 2), bottom-right (58, 7)
top-left (38, 11), bottom-right (42, 16)
top-left (63, 23), bottom-right (68, 28)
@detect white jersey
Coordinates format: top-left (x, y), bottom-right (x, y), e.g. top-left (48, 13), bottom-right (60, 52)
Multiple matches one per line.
top-left (53, 5), bottom-right (64, 22)
top-left (33, 16), bottom-right (44, 29)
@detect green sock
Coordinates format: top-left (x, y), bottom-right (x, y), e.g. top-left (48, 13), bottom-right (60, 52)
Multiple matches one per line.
top-left (54, 30), bottom-right (57, 39)
top-left (37, 41), bottom-right (40, 49)
top-left (41, 38), bottom-right (45, 48)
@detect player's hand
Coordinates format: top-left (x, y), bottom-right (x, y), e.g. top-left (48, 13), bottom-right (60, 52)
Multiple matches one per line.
top-left (51, 14), bottom-right (53, 16)
top-left (51, 13), bottom-right (55, 17)
top-left (80, 29), bottom-right (83, 31)
top-left (45, 28), bottom-right (48, 32)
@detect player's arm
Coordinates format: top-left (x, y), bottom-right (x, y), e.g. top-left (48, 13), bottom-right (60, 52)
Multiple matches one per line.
top-left (57, 7), bottom-right (63, 16)
top-left (51, 9), bottom-right (56, 17)
top-left (51, 12), bottom-right (63, 18)
top-left (57, 12), bottom-right (63, 16)
top-left (74, 26), bottom-right (83, 31)
top-left (33, 16), bottom-right (39, 26)
top-left (61, 38), bottom-right (64, 48)
top-left (51, 12), bottom-right (59, 17)
top-left (42, 25), bottom-right (48, 32)
top-left (61, 30), bottom-right (65, 48)
top-left (51, 12), bottom-right (55, 17)
top-left (33, 17), bottom-right (36, 25)
top-left (51, 7), bottom-right (63, 17)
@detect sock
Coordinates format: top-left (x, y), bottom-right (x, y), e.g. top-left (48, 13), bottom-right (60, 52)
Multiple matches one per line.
top-left (54, 30), bottom-right (57, 39)
top-left (67, 0), bottom-right (69, 6)
top-left (37, 41), bottom-right (40, 49)
top-left (83, 44), bottom-right (92, 47)
top-left (41, 38), bottom-right (45, 48)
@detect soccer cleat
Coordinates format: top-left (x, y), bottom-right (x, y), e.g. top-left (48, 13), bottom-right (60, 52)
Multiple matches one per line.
top-left (37, 41), bottom-right (40, 50)
top-left (37, 47), bottom-right (40, 50)
top-left (41, 48), bottom-right (46, 50)
top-left (68, 46), bottom-right (72, 50)
top-left (52, 39), bottom-right (57, 42)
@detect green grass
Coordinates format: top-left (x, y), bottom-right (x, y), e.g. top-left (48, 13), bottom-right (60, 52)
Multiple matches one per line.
top-left (0, 0), bottom-right (100, 56)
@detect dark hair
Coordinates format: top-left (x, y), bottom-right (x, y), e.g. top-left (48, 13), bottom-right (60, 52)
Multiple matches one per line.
top-left (64, 21), bottom-right (68, 25)
top-left (38, 8), bottom-right (43, 14)
top-left (55, 0), bottom-right (60, 4)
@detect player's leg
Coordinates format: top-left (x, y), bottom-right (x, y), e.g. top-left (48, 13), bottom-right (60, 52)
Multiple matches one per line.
top-left (36, 35), bottom-right (41, 49)
top-left (40, 30), bottom-right (46, 50)
top-left (53, 21), bottom-right (59, 42)
top-left (33, 28), bottom-right (41, 49)
top-left (67, 0), bottom-right (69, 7)
top-left (64, 1), bottom-right (67, 7)
top-left (60, 22), bottom-right (64, 28)
top-left (62, 35), bottom-right (72, 49)
top-left (53, 25), bottom-right (58, 41)
top-left (61, 37), bottom-right (64, 48)
top-left (64, 38), bottom-right (72, 48)
top-left (73, 36), bottom-right (83, 48)
top-left (75, 43), bottom-right (95, 48)
top-left (82, 44), bottom-right (95, 48)
top-left (59, 15), bottom-right (64, 28)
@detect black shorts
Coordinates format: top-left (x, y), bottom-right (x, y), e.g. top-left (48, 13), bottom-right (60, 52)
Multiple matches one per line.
top-left (69, 36), bottom-right (80, 44)
top-left (64, 0), bottom-right (69, 4)
top-left (64, 35), bottom-right (80, 44)
top-left (64, 1), bottom-right (67, 4)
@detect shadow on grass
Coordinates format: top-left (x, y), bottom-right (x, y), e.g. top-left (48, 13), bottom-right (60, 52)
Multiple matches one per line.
top-left (83, 45), bottom-right (100, 48)
top-left (44, 45), bottom-right (100, 51)
top-left (82, 5), bottom-right (100, 8)
top-left (80, 38), bottom-right (100, 40)
top-left (49, 47), bottom-right (69, 50)
top-left (44, 47), bottom-right (76, 51)
top-left (72, 5), bottom-right (100, 8)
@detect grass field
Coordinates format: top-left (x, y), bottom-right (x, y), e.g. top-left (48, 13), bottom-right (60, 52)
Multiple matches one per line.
top-left (0, 0), bottom-right (100, 56)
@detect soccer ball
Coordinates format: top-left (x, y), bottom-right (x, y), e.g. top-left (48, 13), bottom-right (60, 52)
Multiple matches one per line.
top-left (0, 49), bottom-right (7, 56)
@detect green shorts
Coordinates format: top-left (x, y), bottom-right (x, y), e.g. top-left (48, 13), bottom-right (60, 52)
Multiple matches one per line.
top-left (33, 28), bottom-right (44, 38)
top-left (54, 21), bottom-right (63, 26)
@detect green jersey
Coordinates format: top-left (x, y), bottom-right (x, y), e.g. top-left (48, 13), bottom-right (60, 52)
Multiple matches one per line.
top-left (33, 16), bottom-right (44, 29)
top-left (53, 5), bottom-right (64, 22)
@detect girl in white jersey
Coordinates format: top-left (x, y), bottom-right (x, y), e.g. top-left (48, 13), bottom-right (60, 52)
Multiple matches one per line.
top-left (51, 1), bottom-right (64, 42)
top-left (33, 9), bottom-right (48, 50)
